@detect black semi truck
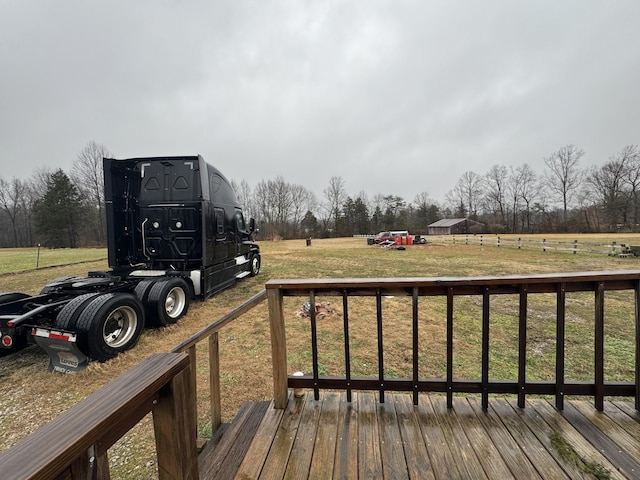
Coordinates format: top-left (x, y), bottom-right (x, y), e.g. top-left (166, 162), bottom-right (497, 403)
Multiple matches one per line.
top-left (0, 155), bottom-right (260, 372)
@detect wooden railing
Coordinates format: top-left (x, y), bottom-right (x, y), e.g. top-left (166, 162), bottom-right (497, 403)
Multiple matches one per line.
top-left (266, 270), bottom-right (640, 412)
top-left (3, 271), bottom-right (640, 478)
top-left (0, 353), bottom-right (197, 480)
top-left (170, 289), bottom-right (267, 438)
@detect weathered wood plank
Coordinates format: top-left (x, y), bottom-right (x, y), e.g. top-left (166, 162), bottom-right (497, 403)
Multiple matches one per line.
top-left (208, 395), bottom-right (640, 480)
top-left (429, 396), bottom-right (487, 479)
top-left (393, 394), bottom-right (435, 480)
top-left (234, 400), bottom-right (282, 479)
top-left (415, 394), bottom-right (462, 479)
top-left (506, 399), bottom-right (589, 479)
top-left (457, 398), bottom-right (520, 479)
top-left (258, 395), bottom-right (306, 480)
top-left (561, 402), bottom-right (640, 479)
top-left (282, 393), bottom-right (323, 479)
top-left (198, 401), bottom-right (270, 480)
top-left (468, 397), bottom-right (544, 478)
top-left (490, 398), bottom-right (570, 479)
top-left (332, 392), bottom-right (358, 480)
top-left (358, 392), bottom-right (383, 479)
top-left (308, 392), bottom-right (340, 480)
top-left (529, 400), bottom-right (626, 480)
top-left (377, 393), bottom-right (409, 480)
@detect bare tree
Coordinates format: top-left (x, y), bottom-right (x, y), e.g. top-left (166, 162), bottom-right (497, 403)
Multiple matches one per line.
top-left (587, 153), bottom-right (630, 228)
top-left (323, 176), bottom-right (347, 235)
top-left (508, 163), bottom-right (540, 233)
top-left (543, 145), bottom-right (585, 222)
top-left (446, 171), bottom-right (482, 218)
top-left (483, 165), bottom-right (509, 228)
top-left (71, 141), bottom-right (113, 244)
top-left (0, 177), bottom-right (28, 246)
top-left (619, 145), bottom-right (640, 228)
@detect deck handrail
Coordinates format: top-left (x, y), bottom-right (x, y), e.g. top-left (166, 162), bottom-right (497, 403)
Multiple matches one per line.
top-left (0, 353), bottom-right (196, 480)
top-left (265, 270), bottom-right (640, 411)
top-left (171, 289), bottom-right (268, 436)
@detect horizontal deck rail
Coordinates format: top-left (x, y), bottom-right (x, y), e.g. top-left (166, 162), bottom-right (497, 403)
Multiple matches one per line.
top-left (266, 270), bottom-right (640, 411)
top-left (0, 353), bottom-right (196, 480)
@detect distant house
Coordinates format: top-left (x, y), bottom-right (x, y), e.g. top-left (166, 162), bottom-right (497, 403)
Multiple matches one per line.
top-left (427, 218), bottom-right (484, 235)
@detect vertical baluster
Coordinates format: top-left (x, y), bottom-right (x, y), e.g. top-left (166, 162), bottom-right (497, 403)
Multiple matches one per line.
top-left (376, 289), bottom-right (385, 403)
top-left (595, 282), bottom-right (605, 411)
top-left (481, 287), bottom-right (490, 410)
top-left (517, 285), bottom-right (528, 408)
top-left (310, 290), bottom-right (320, 401)
top-left (412, 287), bottom-right (419, 405)
top-left (555, 283), bottom-right (566, 411)
top-left (342, 289), bottom-right (352, 403)
top-left (447, 287), bottom-right (454, 408)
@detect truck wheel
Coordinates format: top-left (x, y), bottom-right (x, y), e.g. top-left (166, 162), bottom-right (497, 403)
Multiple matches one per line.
top-left (249, 254), bottom-right (261, 277)
top-left (0, 292), bottom-right (30, 305)
top-left (146, 278), bottom-right (190, 327)
top-left (134, 279), bottom-right (156, 303)
top-left (75, 293), bottom-right (145, 362)
top-left (55, 293), bottom-right (102, 331)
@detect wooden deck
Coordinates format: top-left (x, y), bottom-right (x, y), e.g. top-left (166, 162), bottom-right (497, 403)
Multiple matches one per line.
top-left (200, 392), bottom-right (640, 480)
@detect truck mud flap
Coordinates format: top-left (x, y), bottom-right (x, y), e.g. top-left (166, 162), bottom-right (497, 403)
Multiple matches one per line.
top-left (32, 328), bottom-right (89, 373)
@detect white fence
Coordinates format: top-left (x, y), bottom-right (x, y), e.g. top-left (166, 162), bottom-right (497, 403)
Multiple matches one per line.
top-left (435, 234), bottom-right (635, 256)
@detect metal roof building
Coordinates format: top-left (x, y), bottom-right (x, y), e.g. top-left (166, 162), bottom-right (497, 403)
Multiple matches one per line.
top-left (427, 218), bottom-right (484, 235)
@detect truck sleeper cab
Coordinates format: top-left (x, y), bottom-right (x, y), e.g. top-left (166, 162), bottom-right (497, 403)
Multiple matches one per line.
top-left (0, 155), bottom-right (260, 369)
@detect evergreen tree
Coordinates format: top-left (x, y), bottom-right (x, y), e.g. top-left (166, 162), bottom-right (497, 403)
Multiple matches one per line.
top-left (33, 169), bottom-right (84, 248)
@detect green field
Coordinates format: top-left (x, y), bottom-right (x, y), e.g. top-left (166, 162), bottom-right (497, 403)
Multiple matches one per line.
top-left (1, 235), bottom-right (639, 478)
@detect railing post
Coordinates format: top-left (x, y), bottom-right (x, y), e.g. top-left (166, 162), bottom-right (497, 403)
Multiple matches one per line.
top-left (267, 287), bottom-right (289, 409)
top-left (152, 364), bottom-right (199, 480)
top-left (187, 344), bottom-right (197, 444)
top-left (209, 332), bottom-right (221, 433)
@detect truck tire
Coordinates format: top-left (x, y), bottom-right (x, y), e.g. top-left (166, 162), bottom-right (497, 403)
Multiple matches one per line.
top-left (146, 278), bottom-right (190, 327)
top-left (249, 254), bottom-right (261, 277)
top-left (55, 293), bottom-right (102, 331)
top-left (134, 279), bottom-right (156, 304)
top-left (75, 293), bottom-right (145, 362)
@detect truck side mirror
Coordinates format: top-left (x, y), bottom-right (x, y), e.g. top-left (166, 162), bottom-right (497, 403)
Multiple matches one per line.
top-left (249, 218), bottom-right (257, 233)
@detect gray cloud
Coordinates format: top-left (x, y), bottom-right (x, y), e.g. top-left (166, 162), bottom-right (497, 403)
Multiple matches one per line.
top-left (1, 1), bottom-right (639, 203)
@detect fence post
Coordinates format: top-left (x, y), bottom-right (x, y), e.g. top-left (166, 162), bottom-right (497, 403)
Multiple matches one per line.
top-left (465, 234), bottom-right (469, 245)
top-left (573, 239), bottom-right (578, 254)
top-left (612, 241), bottom-right (617, 256)
top-left (543, 239), bottom-right (546, 252)
top-left (453, 234), bottom-right (456, 245)
top-left (518, 237), bottom-right (521, 249)
top-left (480, 235), bottom-right (484, 246)
top-left (497, 236), bottom-right (501, 247)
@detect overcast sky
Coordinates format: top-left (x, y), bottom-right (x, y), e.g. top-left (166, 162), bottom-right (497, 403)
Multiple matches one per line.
top-left (1, 1), bottom-right (639, 204)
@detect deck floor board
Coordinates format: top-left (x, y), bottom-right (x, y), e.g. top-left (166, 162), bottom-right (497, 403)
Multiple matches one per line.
top-left (201, 392), bottom-right (640, 479)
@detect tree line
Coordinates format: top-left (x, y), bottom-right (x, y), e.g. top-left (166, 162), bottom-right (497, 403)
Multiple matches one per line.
top-left (0, 142), bottom-right (638, 248)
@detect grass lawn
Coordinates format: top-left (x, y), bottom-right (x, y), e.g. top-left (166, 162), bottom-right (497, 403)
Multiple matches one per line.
top-left (1, 234), bottom-right (639, 478)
